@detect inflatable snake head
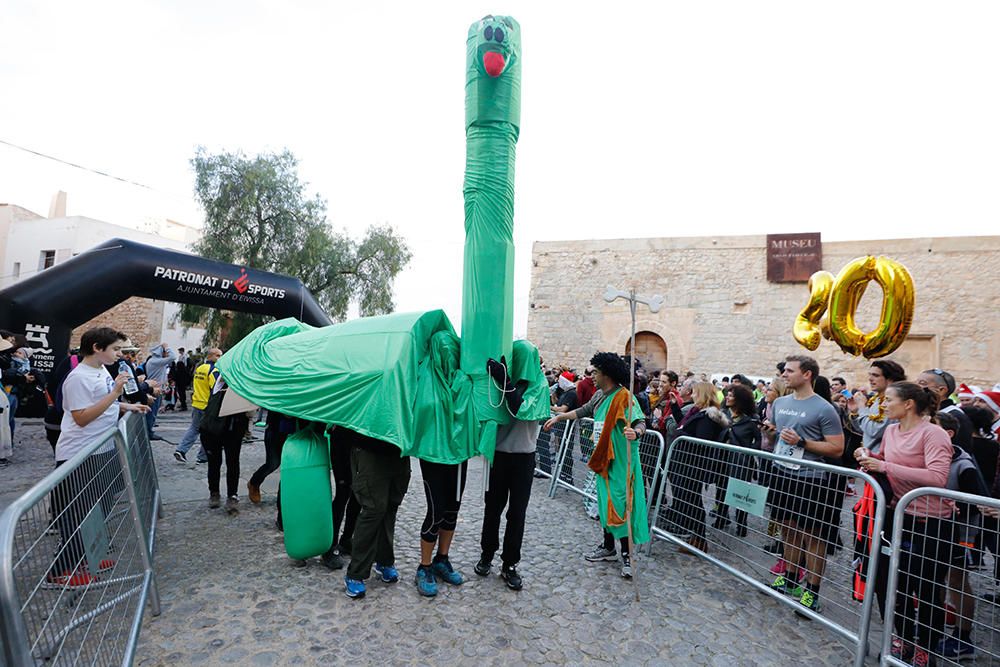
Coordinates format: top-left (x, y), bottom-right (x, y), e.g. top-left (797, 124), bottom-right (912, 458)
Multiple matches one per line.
top-left (466, 15), bottom-right (521, 130)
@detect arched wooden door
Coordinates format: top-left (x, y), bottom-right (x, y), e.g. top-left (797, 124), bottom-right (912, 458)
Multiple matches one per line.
top-left (625, 331), bottom-right (668, 371)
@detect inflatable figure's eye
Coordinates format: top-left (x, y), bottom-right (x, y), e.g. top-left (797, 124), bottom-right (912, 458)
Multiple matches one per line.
top-left (493, 27), bottom-right (505, 43)
top-left (484, 26), bottom-right (494, 41)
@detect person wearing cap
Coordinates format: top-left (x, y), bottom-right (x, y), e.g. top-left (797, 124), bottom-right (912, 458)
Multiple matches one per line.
top-left (916, 369), bottom-right (973, 447)
top-left (551, 371), bottom-right (578, 414)
top-left (957, 383), bottom-right (980, 408)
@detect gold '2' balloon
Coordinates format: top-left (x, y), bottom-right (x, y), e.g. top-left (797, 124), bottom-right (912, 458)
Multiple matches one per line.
top-left (793, 256), bottom-right (915, 359)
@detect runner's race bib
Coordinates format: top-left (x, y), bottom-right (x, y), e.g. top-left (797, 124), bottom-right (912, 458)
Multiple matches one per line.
top-left (773, 437), bottom-right (805, 471)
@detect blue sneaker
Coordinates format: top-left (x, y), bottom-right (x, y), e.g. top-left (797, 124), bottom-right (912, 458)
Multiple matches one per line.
top-left (344, 575), bottom-right (366, 599)
top-left (374, 563), bottom-right (399, 583)
top-left (415, 565), bottom-right (438, 597)
top-left (431, 557), bottom-right (464, 586)
top-left (937, 635), bottom-right (975, 660)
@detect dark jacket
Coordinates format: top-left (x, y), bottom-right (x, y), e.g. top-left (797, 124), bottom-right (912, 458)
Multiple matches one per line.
top-left (726, 414), bottom-right (762, 450)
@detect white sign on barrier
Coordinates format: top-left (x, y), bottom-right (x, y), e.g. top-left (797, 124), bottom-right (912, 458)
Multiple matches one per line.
top-left (723, 478), bottom-right (768, 518)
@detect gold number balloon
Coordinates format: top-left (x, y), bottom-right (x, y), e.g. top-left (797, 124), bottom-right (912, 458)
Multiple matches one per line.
top-left (792, 271), bottom-right (834, 351)
top-left (793, 256), bottom-right (915, 359)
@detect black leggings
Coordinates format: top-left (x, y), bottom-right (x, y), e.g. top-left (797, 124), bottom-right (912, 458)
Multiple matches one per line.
top-left (420, 460), bottom-right (468, 543)
top-left (602, 531), bottom-right (631, 557)
top-left (893, 515), bottom-right (955, 652)
top-left (331, 439), bottom-right (360, 546)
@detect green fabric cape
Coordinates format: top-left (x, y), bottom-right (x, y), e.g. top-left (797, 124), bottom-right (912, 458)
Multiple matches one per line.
top-left (215, 311), bottom-right (480, 463)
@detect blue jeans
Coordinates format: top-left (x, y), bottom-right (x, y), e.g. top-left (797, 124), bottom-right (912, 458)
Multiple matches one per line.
top-left (145, 395), bottom-right (162, 436)
top-left (7, 393), bottom-right (17, 439)
top-left (176, 408), bottom-right (206, 460)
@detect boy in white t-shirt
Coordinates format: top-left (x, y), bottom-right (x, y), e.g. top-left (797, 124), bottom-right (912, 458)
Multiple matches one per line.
top-left (50, 327), bottom-right (149, 587)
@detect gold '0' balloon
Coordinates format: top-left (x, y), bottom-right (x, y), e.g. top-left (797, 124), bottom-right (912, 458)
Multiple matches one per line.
top-left (793, 255), bottom-right (915, 359)
top-left (793, 271), bottom-right (834, 350)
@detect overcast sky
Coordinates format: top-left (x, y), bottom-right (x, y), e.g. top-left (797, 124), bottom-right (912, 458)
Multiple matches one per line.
top-left (2, 1), bottom-right (997, 336)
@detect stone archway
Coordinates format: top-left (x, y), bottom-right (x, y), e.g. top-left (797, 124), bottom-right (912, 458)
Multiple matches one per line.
top-left (625, 331), bottom-right (668, 371)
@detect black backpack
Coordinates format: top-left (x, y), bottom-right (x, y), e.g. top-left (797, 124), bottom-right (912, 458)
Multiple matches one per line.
top-left (199, 389), bottom-right (227, 437)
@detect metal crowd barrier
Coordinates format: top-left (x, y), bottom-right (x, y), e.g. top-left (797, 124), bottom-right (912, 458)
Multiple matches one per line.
top-left (548, 417), bottom-right (665, 518)
top-left (0, 413), bottom-right (161, 665)
top-left (533, 413), bottom-right (574, 481)
top-left (119, 415), bottom-right (163, 557)
top-left (881, 488), bottom-right (1000, 666)
top-left (650, 435), bottom-right (886, 667)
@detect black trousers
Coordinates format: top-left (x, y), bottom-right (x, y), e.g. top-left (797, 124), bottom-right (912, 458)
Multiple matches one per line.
top-left (481, 451), bottom-right (535, 566)
top-left (331, 438), bottom-right (361, 547)
top-left (201, 430), bottom-right (242, 498)
top-left (249, 426), bottom-right (288, 487)
top-left (346, 447), bottom-right (410, 580)
top-left (174, 380), bottom-right (189, 410)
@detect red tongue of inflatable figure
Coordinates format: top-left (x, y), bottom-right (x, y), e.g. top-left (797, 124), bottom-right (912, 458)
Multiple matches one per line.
top-left (483, 51), bottom-right (505, 77)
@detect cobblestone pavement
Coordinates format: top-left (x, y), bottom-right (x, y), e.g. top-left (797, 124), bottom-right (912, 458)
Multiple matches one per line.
top-left (3, 413), bottom-right (865, 666)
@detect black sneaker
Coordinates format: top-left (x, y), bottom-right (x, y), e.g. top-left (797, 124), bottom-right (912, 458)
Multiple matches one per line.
top-left (0, 458), bottom-right (9, 468)
top-left (321, 548), bottom-right (345, 570)
top-left (474, 555), bottom-right (492, 577)
top-left (173, 451), bottom-right (187, 463)
top-left (500, 564), bottom-right (523, 590)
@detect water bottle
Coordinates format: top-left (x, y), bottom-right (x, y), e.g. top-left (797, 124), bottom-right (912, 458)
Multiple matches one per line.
top-left (119, 360), bottom-right (139, 395)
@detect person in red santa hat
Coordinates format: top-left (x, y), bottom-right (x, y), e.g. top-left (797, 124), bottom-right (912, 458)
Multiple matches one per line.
top-left (957, 383), bottom-right (980, 408)
top-left (972, 387), bottom-right (1000, 438)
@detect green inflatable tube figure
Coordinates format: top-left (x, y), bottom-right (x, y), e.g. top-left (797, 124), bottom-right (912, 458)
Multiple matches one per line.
top-left (461, 15), bottom-right (522, 455)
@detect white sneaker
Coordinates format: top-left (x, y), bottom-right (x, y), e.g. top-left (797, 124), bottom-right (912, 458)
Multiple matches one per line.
top-left (621, 555), bottom-right (633, 578)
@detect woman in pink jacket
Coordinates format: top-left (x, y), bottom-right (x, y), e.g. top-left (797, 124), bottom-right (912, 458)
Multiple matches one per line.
top-left (857, 382), bottom-right (954, 666)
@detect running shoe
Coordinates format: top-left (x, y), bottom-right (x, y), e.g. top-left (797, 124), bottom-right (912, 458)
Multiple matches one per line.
top-left (209, 493), bottom-right (221, 508)
top-left (889, 637), bottom-right (913, 662)
top-left (225, 496), bottom-right (239, 515)
top-left (474, 555), bottom-right (492, 577)
top-left (769, 574), bottom-right (801, 597)
top-left (937, 635), bottom-right (975, 660)
top-left (431, 557), bottom-right (464, 585)
top-left (415, 565), bottom-right (438, 597)
top-left (46, 568), bottom-right (96, 588)
top-left (173, 451), bottom-right (187, 463)
top-left (585, 545), bottom-right (618, 562)
top-left (621, 555), bottom-right (633, 579)
top-left (321, 549), bottom-right (344, 571)
top-left (798, 588), bottom-right (821, 612)
top-left (374, 563), bottom-right (399, 583)
top-left (910, 647), bottom-right (934, 667)
top-left (501, 564), bottom-right (523, 590)
top-left (344, 575), bottom-right (366, 599)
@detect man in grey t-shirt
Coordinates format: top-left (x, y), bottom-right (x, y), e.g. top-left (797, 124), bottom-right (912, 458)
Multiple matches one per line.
top-left (765, 355), bottom-right (844, 614)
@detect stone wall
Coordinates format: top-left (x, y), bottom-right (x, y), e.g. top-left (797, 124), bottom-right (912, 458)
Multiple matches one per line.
top-left (527, 235), bottom-right (1000, 388)
top-left (70, 297), bottom-right (165, 356)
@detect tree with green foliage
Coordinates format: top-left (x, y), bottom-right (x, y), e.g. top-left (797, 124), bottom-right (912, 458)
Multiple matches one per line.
top-left (181, 148), bottom-right (411, 346)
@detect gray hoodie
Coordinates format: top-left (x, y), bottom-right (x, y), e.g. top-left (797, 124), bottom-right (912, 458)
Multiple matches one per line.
top-left (144, 345), bottom-right (176, 385)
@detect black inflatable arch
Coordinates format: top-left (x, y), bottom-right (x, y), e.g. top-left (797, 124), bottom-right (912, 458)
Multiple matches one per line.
top-left (0, 237), bottom-right (331, 380)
